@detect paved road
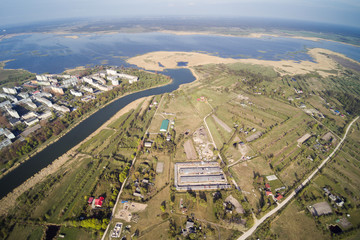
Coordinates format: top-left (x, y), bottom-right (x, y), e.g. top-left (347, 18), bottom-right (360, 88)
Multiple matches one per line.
top-left (238, 116), bottom-right (359, 240)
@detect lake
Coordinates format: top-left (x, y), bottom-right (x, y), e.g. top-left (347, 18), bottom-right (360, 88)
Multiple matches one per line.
top-left (0, 32), bottom-right (359, 74)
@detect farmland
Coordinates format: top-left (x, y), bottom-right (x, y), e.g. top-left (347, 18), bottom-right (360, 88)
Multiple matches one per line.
top-left (1, 50), bottom-right (360, 239)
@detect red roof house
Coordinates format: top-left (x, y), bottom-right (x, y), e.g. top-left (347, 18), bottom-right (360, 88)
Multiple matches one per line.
top-left (275, 194), bottom-right (283, 201)
top-left (265, 183), bottom-right (271, 190)
top-left (88, 197), bottom-right (94, 204)
top-left (266, 191), bottom-right (273, 196)
top-left (94, 197), bottom-right (104, 207)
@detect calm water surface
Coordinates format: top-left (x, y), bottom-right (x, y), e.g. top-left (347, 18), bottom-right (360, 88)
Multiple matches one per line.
top-left (0, 32), bottom-right (359, 73)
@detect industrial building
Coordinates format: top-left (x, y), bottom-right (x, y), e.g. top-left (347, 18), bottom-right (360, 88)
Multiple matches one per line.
top-left (174, 162), bottom-right (231, 191)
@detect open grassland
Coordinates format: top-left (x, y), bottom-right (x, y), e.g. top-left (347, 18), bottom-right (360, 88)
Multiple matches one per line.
top-left (269, 202), bottom-right (329, 240)
top-left (6, 224), bottom-right (44, 240)
top-left (58, 226), bottom-right (96, 240)
top-left (148, 91), bottom-right (204, 136)
top-left (275, 119), bottom-right (360, 239)
top-left (229, 158), bottom-right (273, 212)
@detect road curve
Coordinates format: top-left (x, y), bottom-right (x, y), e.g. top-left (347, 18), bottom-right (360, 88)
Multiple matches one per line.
top-left (238, 116), bottom-right (359, 240)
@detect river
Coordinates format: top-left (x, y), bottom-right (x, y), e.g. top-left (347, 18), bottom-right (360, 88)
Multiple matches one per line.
top-left (0, 68), bottom-right (196, 199)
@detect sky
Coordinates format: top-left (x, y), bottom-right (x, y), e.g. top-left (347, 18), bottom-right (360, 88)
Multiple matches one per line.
top-left (1, 0), bottom-right (360, 28)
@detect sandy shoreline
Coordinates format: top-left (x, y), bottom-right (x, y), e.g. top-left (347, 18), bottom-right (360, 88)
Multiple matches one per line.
top-left (126, 48), bottom-right (359, 77)
top-left (0, 96), bottom-right (148, 215)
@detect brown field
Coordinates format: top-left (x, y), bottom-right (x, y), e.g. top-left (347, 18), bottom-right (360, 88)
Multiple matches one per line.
top-left (183, 139), bottom-right (197, 160)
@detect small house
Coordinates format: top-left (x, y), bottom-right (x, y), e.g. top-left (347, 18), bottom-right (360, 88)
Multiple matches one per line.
top-left (144, 141), bottom-right (152, 148)
top-left (88, 197), bottom-right (94, 204)
top-left (94, 197), bottom-right (104, 207)
top-left (275, 194), bottom-right (283, 201)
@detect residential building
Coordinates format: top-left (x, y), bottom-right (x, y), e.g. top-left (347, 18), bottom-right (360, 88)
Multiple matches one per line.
top-left (38, 111), bottom-right (52, 120)
top-left (9, 118), bottom-right (21, 126)
top-left (70, 89), bottom-right (83, 97)
top-left (62, 77), bottom-right (78, 87)
top-left (3, 128), bottom-right (15, 140)
top-left (22, 111), bottom-right (39, 120)
top-left (52, 104), bottom-right (70, 113)
top-left (6, 107), bottom-right (20, 118)
top-left (2, 87), bottom-right (17, 95)
top-left (0, 138), bottom-right (12, 150)
top-left (0, 100), bottom-right (11, 109)
top-left (106, 69), bottom-right (117, 75)
top-left (24, 117), bottom-right (39, 126)
top-left (36, 75), bottom-right (48, 81)
top-left (81, 86), bottom-right (94, 93)
top-left (34, 96), bottom-right (53, 107)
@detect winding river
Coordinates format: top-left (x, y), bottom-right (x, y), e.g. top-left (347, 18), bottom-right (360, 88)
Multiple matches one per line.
top-left (0, 68), bottom-right (196, 199)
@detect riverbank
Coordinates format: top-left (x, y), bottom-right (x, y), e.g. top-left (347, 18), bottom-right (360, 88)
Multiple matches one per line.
top-left (0, 70), bottom-right (172, 180)
top-left (0, 96), bottom-right (150, 215)
top-left (126, 48), bottom-right (360, 77)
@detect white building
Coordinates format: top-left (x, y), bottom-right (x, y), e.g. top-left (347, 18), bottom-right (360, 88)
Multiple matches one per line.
top-left (22, 111), bottom-right (39, 120)
top-left (0, 138), bottom-right (12, 150)
top-left (24, 117), bottom-right (39, 126)
top-left (82, 77), bottom-right (94, 84)
top-left (3, 128), bottom-right (15, 140)
top-left (70, 89), bottom-right (83, 97)
top-left (92, 83), bottom-right (111, 91)
top-left (106, 69), bottom-right (117, 75)
top-left (34, 96), bottom-right (53, 107)
top-left (23, 99), bottom-right (37, 109)
top-left (38, 111), bottom-right (52, 120)
top-left (6, 107), bottom-right (20, 118)
top-left (111, 79), bottom-right (119, 86)
top-left (2, 87), bottom-right (17, 95)
top-left (33, 92), bottom-right (52, 98)
top-left (36, 75), bottom-right (48, 81)
top-left (92, 76), bottom-right (106, 85)
top-left (0, 100), bottom-right (11, 109)
top-left (81, 86), bottom-right (94, 93)
top-left (117, 73), bottom-right (138, 84)
top-left (52, 104), bottom-right (70, 113)
top-left (50, 86), bottom-right (65, 95)
top-left (18, 92), bottom-right (29, 99)
top-left (62, 77), bottom-right (78, 87)
top-left (0, 93), bottom-right (18, 103)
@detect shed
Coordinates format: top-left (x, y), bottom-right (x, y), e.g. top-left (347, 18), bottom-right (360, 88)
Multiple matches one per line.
top-left (297, 133), bottom-right (311, 146)
top-left (144, 141), bottom-right (152, 148)
top-left (160, 119), bottom-right (170, 132)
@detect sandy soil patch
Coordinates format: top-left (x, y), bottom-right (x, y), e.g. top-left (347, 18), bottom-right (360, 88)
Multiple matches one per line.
top-left (63, 65), bottom-right (86, 74)
top-left (0, 97), bottom-right (147, 216)
top-left (225, 195), bottom-right (244, 214)
top-left (127, 48), bottom-right (357, 77)
top-left (184, 139), bottom-right (197, 160)
top-left (115, 201), bottom-right (147, 222)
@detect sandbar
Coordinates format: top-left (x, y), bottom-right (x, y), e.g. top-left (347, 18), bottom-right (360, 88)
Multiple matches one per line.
top-left (126, 48), bottom-right (359, 76)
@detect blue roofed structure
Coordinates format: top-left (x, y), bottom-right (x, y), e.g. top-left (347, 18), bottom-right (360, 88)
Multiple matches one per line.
top-left (160, 119), bottom-right (169, 132)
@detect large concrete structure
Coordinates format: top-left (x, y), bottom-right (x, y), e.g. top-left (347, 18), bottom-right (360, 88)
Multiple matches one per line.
top-left (174, 162), bottom-right (231, 191)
